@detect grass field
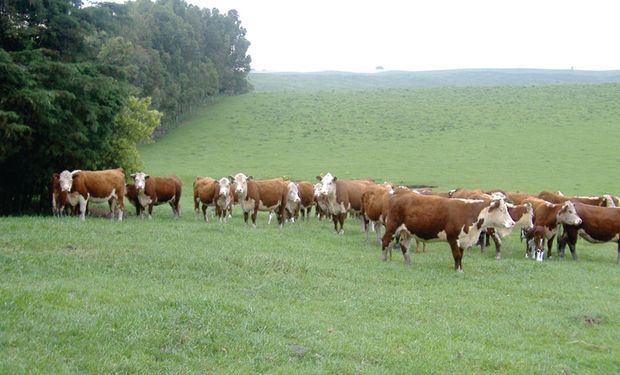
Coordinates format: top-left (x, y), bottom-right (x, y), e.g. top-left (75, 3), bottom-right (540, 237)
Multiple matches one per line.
top-left (2, 80), bottom-right (620, 373)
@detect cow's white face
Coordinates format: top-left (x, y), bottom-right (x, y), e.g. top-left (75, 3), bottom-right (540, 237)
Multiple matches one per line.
top-left (313, 183), bottom-right (322, 198)
top-left (317, 172), bottom-right (337, 197)
top-left (131, 172), bottom-right (149, 192)
top-left (218, 177), bottom-right (231, 197)
top-left (485, 198), bottom-right (515, 229)
top-left (287, 182), bottom-right (301, 204)
top-left (557, 201), bottom-right (582, 226)
top-left (233, 173), bottom-right (249, 196)
top-left (59, 170), bottom-right (74, 192)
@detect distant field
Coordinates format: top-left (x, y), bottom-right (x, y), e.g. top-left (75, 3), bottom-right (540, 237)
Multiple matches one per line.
top-left (2, 80), bottom-right (620, 373)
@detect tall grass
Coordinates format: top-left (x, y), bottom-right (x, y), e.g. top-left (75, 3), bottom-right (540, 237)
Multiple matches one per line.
top-left (2, 83), bottom-right (620, 373)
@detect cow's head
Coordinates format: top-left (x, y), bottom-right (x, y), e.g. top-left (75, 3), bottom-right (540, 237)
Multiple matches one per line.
top-left (232, 173), bottom-right (251, 196)
top-left (59, 170), bottom-right (80, 192)
top-left (316, 172), bottom-right (337, 197)
top-left (218, 176), bottom-right (232, 198)
top-left (484, 198), bottom-right (515, 229)
top-left (130, 172), bottom-right (149, 192)
top-left (557, 201), bottom-right (582, 226)
top-left (287, 181), bottom-right (301, 204)
top-left (313, 182), bottom-right (322, 198)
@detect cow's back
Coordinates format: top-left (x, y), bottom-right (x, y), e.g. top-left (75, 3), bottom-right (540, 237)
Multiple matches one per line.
top-left (74, 168), bottom-right (125, 199)
top-left (335, 180), bottom-right (373, 211)
top-left (147, 176), bottom-right (182, 201)
top-left (249, 178), bottom-right (287, 206)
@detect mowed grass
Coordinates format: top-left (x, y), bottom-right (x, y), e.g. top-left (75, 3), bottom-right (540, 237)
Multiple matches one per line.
top-left (3, 83), bottom-right (620, 373)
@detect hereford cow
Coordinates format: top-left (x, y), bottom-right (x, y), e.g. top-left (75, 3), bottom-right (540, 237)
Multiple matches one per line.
top-left (130, 172), bottom-right (182, 219)
top-left (557, 203), bottom-right (620, 264)
top-left (282, 181), bottom-right (302, 223)
top-left (522, 225), bottom-right (547, 261)
top-left (522, 198), bottom-right (583, 258)
top-left (483, 202), bottom-right (534, 259)
top-left (50, 173), bottom-right (69, 216)
top-left (538, 191), bottom-right (617, 207)
top-left (231, 173), bottom-right (294, 228)
top-left (381, 192), bottom-right (515, 271)
top-left (313, 182), bottom-right (330, 220)
top-left (289, 181), bottom-right (315, 221)
top-left (315, 173), bottom-right (375, 234)
top-left (58, 168), bottom-right (125, 221)
top-left (361, 182), bottom-right (395, 244)
top-left (194, 176), bottom-right (234, 222)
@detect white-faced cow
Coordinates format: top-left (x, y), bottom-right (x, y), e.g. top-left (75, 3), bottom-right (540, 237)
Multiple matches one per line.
top-left (58, 168), bottom-right (125, 221)
top-left (381, 192), bottom-right (515, 272)
top-left (313, 182), bottom-right (330, 220)
top-left (129, 172), bottom-right (182, 219)
top-left (289, 181), bottom-right (315, 222)
top-left (283, 181), bottom-right (302, 223)
top-left (194, 176), bottom-right (234, 222)
top-left (231, 173), bottom-right (294, 228)
top-left (522, 198), bottom-right (583, 259)
top-left (315, 173), bottom-right (375, 234)
top-left (557, 203), bottom-right (620, 264)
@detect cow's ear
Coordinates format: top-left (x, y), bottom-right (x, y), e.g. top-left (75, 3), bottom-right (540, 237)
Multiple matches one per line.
top-left (333, 176), bottom-right (337, 182)
top-left (130, 173), bottom-right (136, 179)
top-left (490, 199), bottom-right (500, 210)
top-left (248, 175), bottom-right (254, 180)
top-left (144, 174), bottom-right (150, 179)
top-left (316, 175), bottom-right (323, 181)
top-left (228, 176), bottom-right (234, 182)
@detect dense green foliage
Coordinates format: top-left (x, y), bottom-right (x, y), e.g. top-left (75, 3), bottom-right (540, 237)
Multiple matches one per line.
top-left (2, 81), bottom-right (620, 372)
top-left (0, 0), bottom-right (251, 214)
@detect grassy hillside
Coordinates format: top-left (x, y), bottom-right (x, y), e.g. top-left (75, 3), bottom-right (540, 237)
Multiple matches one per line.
top-left (3, 82), bottom-right (620, 373)
top-left (249, 69), bottom-right (620, 92)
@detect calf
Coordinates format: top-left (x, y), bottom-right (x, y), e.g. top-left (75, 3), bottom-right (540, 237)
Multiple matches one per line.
top-left (381, 192), bottom-right (514, 271)
top-left (130, 172), bottom-right (182, 219)
top-left (523, 198), bottom-right (583, 258)
top-left (232, 173), bottom-right (291, 228)
top-left (58, 168), bottom-right (125, 221)
top-left (522, 225), bottom-right (547, 261)
top-left (291, 181), bottom-right (316, 221)
top-left (316, 173), bottom-right (375, 234)
top-left (194, 177), bottom-right (217, 222)
top-left (557, 203), bottom-right (620, 263)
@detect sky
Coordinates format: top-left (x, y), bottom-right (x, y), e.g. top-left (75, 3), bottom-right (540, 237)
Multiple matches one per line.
top-left (187, 0), bottom-right (620, 72)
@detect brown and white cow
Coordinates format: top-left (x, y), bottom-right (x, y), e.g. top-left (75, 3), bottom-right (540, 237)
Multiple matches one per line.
top-left (289, 181), bottom-right (315, 222)
top-left (538, 191), bottom-right (617, 207)
top-left (50, 173), bottom-right (69, 216)
top-left (313, 182), bottom-right (330, 220)
top-left (522, 225), bottom-right (547, 261)
top-left (522, 197), bottom-right (583, 258)
top-left (194, 176), bottom-right (230, 222)
top-left (381, 192), bottom-right (515, 271)
top-left (282, 181), bottom-right (302, 223)
top-left (557, 203), bottom-right (620, 264)
top-left (361, 182), bottom-right (396, 244)
top-left (125, 183), bottom-right (141, 216)
top-left (483, 202), bottom-right (534, 259)
top-left (129, 172), bottom-right (182, 219)
top-left (58, 168), bottom-right (125, 221)
top-left (315, 173), bottom-right (375, 234)
top-left (231, 173), bottom-right (294, 228)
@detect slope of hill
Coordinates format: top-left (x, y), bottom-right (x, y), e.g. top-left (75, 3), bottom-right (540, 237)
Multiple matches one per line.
top-left (249, 69), bottom-right (620, 92)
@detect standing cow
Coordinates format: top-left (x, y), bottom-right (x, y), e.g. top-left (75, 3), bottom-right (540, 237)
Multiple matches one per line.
top-left (315, 173), bottom-right (374, 234)
top-left (381, 192), bottom-right (515, 272)
top-left (231, 173), bottom-right (298, 228)
top-left (58, 168), bottom-right (125, 221)
top-left (129, 172), bottom-right (182, 219)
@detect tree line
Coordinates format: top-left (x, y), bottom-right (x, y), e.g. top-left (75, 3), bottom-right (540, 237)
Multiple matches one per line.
top-left (0, 0), bottom-right (252, 214)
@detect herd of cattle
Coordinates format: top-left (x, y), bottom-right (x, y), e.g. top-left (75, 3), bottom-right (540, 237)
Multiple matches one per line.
top-left (50, 168), bottom-right (620, 271)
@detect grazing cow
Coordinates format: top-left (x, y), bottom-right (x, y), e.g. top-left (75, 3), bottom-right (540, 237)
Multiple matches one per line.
top-left (130, 172), bottom-right (182, 219)
top-left (231, 173), bottom-right (292, 228)
top-left (315, 173), bottom-right (375, 234)
top-left (58, 168), bottom-right (125, 221)
top-left (381, 192), bottom-right (514, 271)
top-left (523, 198), bottom-right (583, 258)
top-left (557, 203), bottom-right (620, 264)
top-left (361, 182), bottom-right (395, 244)
top-left (125, 183), bottom-right (141, 216)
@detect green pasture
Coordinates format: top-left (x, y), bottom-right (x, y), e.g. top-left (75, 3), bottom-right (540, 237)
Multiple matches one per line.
top-left (2, 82), bottom-right (620, 373)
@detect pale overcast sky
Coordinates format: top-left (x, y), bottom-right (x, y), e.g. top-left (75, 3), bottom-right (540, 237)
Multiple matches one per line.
top-left (189, 0), bottom-right (619, 72)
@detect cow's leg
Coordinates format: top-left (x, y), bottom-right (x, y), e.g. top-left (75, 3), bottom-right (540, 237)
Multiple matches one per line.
top-left (399, 233), bottom-right (412, 265)
top-left (109, 198), bottom-right (118, 220)
top-left (557, 231), bottom-right (568, 258)
top-left (363, 216), bottom-right (370, 242)
top-left (567, 231), bottom-right (578, 261)
top-left (375, 221), bottom-right (383, 246)
top-left (491, 231), bottom-right (502, 260)
top-left (78, 196), bottom-right (87, 221)
top-left (381, 220), bottom-right (398, 261)
top-left (546, 234), bottom-right (556, 259)
top-left (338, 213), bottom-right (346, 235)
top-left (332, 215), bottom-right (339, 233)
top-left (448, 238), bottom-right (464, 272)
top-left (148, 203), bottom-right (154, 220)
top-left (478, 231), bottom-right (486, 252)
top-left (617, 241), bottom-right (620, 264)
top-left (203, 205), bottom-right (209, 222)
top-left (267, 211), bottom-right (273, 225)
top-left (243, 210), bottom-right (249, 226)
